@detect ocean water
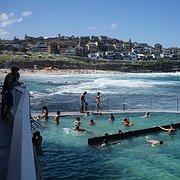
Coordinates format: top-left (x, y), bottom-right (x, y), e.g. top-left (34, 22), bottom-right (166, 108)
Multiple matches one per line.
top-left (1, 72), bottom-right (180, 179)
top-left (22, 72), bottom-right (180, 113)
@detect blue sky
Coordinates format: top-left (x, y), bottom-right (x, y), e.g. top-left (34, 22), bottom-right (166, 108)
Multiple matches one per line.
top-left (1, 0), bottom-right (180, 48)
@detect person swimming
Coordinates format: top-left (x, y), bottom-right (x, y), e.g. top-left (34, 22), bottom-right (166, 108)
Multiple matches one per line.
top-left (75, 126), bottom-right (87, 132)
top-left (74, 117), bottom-right (81, 127)
top-left (145, 136), bottom-right (163, 147)
top-left (144, 112), bottom-right (151, 117)
top-left (117, 130), bottom-right (123, 134)
top-left (89, 119), bottom-right (95, 126)
top-left (109, 114), bottom-right (115, 122)
top-left (122, 117), bottom-right (134, 126)
top-left (101, 139), bottom-right (108, 147)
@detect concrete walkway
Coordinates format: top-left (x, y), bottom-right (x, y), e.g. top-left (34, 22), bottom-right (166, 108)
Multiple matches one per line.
top-left (0, 107), bottom-right (13, 180)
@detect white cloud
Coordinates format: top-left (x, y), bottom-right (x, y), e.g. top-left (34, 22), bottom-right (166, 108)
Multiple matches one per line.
top-left (21, 11), bottom-right (32, 17)
top-left (0, 28), bottom-right (9, 35)
top-left (110, 23), bottom-right (117, 29)
top-left (0, 11), bottom-right (32, 37)
top-left (87, 26), bottom-right (97, 30)
top-left (0, 13), bottom-right (9, 21)
top-left (1, 17), bottom-right (22, 28)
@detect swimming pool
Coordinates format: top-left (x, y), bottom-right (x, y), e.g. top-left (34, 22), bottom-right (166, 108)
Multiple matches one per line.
top-left (38, 112), bottom-right (180, 179)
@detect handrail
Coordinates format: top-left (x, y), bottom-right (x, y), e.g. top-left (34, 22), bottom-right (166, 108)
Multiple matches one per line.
top-left (7, 87), bottom-right (36, 180)
top-left (46, 95), bottom-right (180, 113)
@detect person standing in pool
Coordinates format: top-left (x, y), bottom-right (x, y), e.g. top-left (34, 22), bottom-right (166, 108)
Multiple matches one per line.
top-left (80, 91), bottom-right (87, 113)
top-left (42, 106), bottom-right (49, 120)
top-left (54, 111), bottom-right (61, 125)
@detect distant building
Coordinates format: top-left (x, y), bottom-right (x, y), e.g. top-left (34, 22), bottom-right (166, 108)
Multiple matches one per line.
top-left (86, 42), bottom-right (98, 53)
top-left (161, 48), bottom-right (172, 58)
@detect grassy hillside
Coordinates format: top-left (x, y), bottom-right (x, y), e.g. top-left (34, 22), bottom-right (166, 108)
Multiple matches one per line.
top-left (0, 53), bottom-right (179, 72)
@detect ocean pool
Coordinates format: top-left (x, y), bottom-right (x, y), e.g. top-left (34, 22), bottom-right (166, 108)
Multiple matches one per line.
top-left (37, 112), bottom-right (180, 179)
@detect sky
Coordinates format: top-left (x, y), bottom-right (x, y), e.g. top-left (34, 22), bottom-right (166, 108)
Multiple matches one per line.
top-left (0, 0), bottom-right (180, 48)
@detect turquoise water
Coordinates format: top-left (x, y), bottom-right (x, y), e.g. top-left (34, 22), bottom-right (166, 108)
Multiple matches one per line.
top-left (1, 72), bottom-right (180, 179)
top-left (39, 113), bottom-right (180, 179)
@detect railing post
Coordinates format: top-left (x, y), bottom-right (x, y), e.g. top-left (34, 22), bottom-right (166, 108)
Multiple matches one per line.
top-left (107, 98), bottom-right (110, 111)
top-left (77, 98), bottom-right (79, 112)
top-left (150, 97), bottom-right (152, 110)
top-left (177, 97), bottom-right (179, 111)
top-left (122, 97), bottom-right (126, 111)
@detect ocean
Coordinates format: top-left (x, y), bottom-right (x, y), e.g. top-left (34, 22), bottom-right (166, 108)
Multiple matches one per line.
top-left (2, 72), bottom-right (180, 179)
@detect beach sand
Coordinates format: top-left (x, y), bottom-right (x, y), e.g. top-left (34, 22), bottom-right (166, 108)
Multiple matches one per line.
top-left (0, 68), bottom-right (122, 79)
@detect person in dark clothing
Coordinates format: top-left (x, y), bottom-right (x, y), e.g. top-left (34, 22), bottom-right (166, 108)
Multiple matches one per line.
top-left (1, 90), bottom-right (13, 120)
top-left (32, 131), bottom-right (43, 149)
top-left (2, 66), bottom-right (20, 92)
top-left (1, 67), bottom-right (20, 120)
top-left (80, 91), bottom-right (87, 113)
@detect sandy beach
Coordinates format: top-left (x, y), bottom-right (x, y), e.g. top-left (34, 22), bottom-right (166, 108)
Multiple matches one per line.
top-left (0, 68), bottom-right (122, 79)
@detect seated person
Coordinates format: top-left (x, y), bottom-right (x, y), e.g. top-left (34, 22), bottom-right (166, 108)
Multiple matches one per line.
top-left (122, 117), bottom-right (134, 126)
top-left (89, 119), bottom-right (95, 126)
top-left (158, 124), bottom-right (176, 134)
top-left (145, 136), bottom-right (163, 147)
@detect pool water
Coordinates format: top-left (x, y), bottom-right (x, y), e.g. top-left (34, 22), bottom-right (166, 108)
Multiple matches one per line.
top-left (38, 112), bottom-right (180, 179)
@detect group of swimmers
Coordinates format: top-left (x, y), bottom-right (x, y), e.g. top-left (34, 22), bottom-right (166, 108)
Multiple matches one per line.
top-left (35, 105), bottom-right (176, 147)
top-left (36, 106), bottom-right (64, 125)
top-left (100, 112), bottom-right (176, 147)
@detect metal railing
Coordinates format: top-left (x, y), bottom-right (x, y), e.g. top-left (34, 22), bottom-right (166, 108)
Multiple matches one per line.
top-left (7, 86), bottom-right (37, 180)
top-left (44, 95), bottom-right (180, 113)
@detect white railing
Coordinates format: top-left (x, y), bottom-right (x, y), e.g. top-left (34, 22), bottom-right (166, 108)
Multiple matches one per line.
top-left (7, 87), bottom-right (36, 180)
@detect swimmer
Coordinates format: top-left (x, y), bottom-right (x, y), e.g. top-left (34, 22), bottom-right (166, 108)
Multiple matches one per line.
top-left (145, 136), bottom-right (163, 147)
top-left (109, 114), bottom-right (115, 122)
top-left (75, 126), bottom-right (87, 132)
top-left (104, 133), bottom-right (109, 136)
top-left (54, 111), bottom-right (60, 125)
top-left (74, 117), bottom-right (81, 127)
top-left (85, 111), bottom-right (90, 117)
top-left (32, 131), bottom-right (43, 150)
top-left (36, 114), bottom-right (41, 121)
top-left (144, 112), bottom-right (151, 117)
top-left (117, 130), bottom-right (123, 134)
top-left (89, 119), bottom-right (95, 126)
top-left (42, 106), bottom-right (49, 120)
top-left (101, 139), bottom-right (108, 147)
top-left (158, 124), bottom-right (176, 134)
top-left (122, 117), bottom-right (134, 126)
top-left (101, 138), bottom-right (121, 147)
